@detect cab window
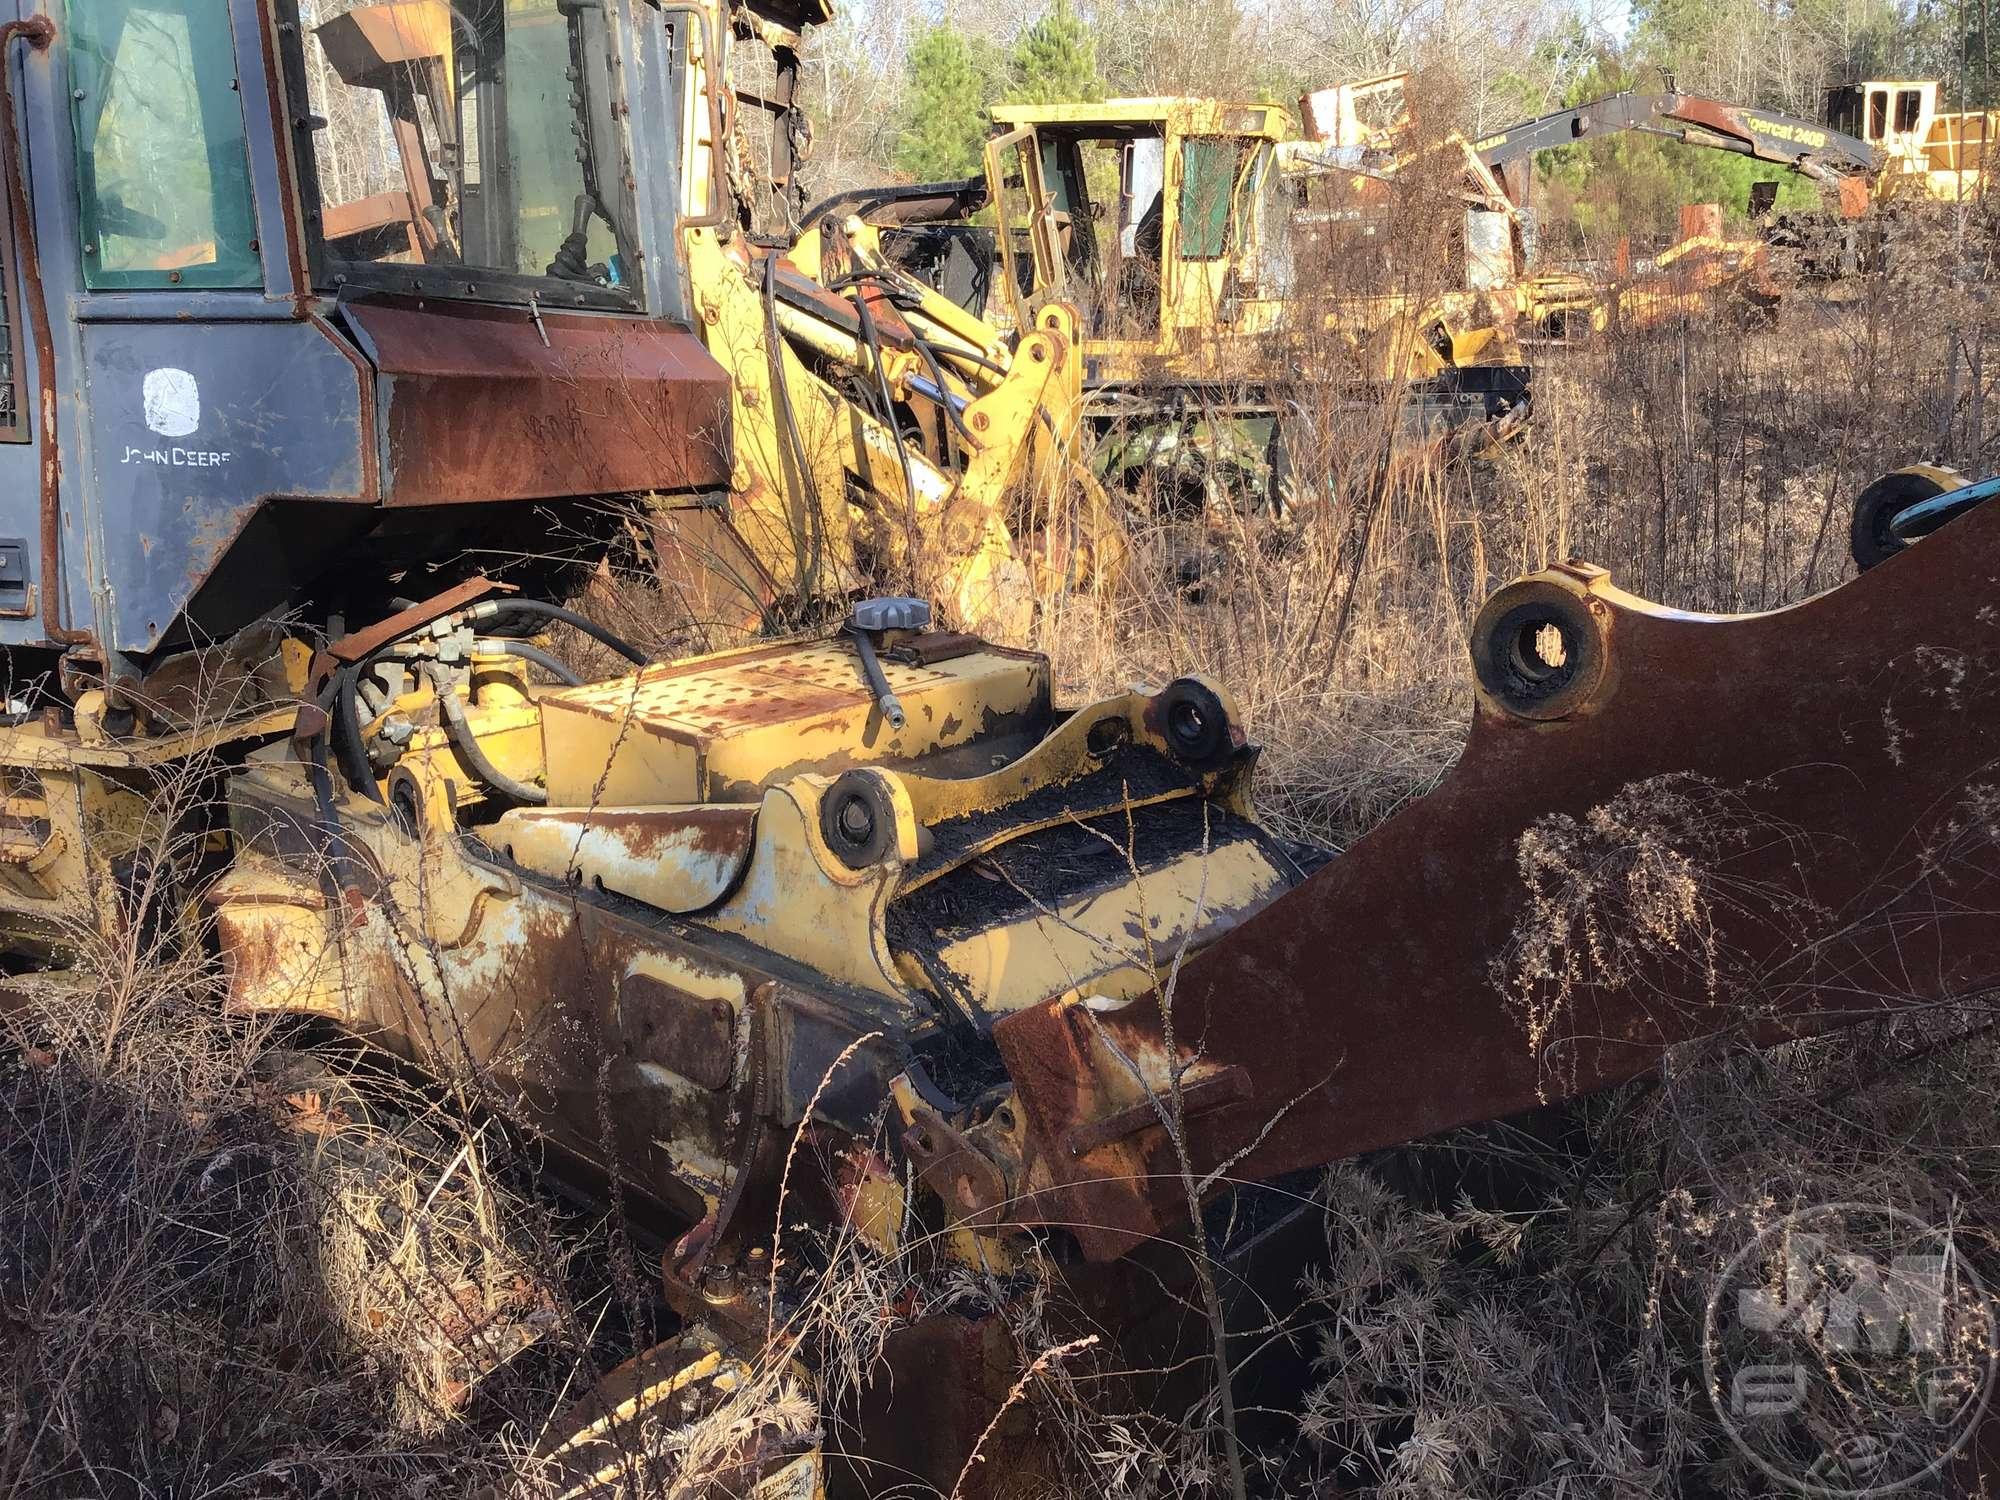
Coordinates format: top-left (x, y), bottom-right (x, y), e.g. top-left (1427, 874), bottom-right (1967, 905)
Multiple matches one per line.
top-left (1178, 138), bottom-right (1245, 261)
top-left (68, 0), bottom-right (262, 289)
top-left (292, 0), bottom-right (643, 308)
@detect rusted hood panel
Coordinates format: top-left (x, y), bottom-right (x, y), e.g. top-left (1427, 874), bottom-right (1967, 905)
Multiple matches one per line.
top-left (341, 297), bottom-right (732, 505)
top-left (997, 501), bottom-right (2000, 1259)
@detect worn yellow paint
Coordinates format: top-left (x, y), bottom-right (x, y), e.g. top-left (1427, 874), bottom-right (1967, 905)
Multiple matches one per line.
top-left (536, 637), bottom-right (1047, 807)
top-left (493, 804), bottom-right (757, 913)
top-left (670, 12), bottom-right (1112, 637)
top-left (697, 779), bottom-right (910, 1001)
top-left (926, 832), bottom-right (1290, 1012)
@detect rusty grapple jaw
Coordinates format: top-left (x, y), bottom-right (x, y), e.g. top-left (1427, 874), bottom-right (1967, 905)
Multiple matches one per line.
top-left (987, 483), bottom-right (2000, 1260)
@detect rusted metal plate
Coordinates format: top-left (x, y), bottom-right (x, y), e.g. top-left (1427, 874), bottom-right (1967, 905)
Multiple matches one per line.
top-left (323, 574), bottom-right (509, 666)
top-left (343, 297), bottom-right (733, 505)
top-left (644, 501), bottom-right (777, 637)
top-left (491, 804), bottom-right (757, 914)
top-left (997, 501), bottom-right (2000, 1260)
top-left (213, 778), bottom-right (909, 1233)
top-left (833, 1314), bottom-right (1048, 1499)
top-left (619, 971), bottom-right (737, 1092)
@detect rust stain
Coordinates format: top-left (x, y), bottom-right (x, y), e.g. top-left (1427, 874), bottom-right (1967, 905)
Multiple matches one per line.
top-left (347, 298), bottom-right (734, 505)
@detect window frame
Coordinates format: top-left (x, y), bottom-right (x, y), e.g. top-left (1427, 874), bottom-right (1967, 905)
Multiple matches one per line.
top-left (0, 176), bottom-right (29, 441)
top-left (983, 125), bottom-right (1045, 331)
top-left (1176, 136), bottom-right (1247, 263)
top-left (272, 0), bottom-right (647, 314)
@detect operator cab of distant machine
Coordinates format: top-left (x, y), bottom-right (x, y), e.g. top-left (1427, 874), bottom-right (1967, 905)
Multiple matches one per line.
top-left (1823, 78), bottom-right (1993, 196)
top-left (981, 98), bottom-right (1291, 352)
top-left (0, 0), bottom-right (826, 700)
top-left (972, 94), bottom-right (1530, 457)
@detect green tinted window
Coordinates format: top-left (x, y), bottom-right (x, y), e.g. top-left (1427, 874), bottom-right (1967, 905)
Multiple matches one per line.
top-left (69, 0), bottom-right (261, 289)
top-left (1178, 138), bottom-right (1243, 261)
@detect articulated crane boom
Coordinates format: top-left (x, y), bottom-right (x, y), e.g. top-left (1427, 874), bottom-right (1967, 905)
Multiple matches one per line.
top-left (1473, 89), bottom-right (1882, 201)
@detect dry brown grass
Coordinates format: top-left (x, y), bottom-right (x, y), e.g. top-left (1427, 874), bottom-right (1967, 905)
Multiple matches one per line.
top-left (1028, 227), bottom-right (2000, 857)
top-left (9, 196), bottom-right (2000, 1500)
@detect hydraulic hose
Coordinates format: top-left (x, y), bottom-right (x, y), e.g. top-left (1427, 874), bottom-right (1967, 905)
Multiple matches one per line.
top-left (852, 287), bottom-right (922, 533)
top-left (431, 665), bottom-right (547, 806)
top-left (466, 598), bottom-right (647, 666)
top-left (471, 637), bottom-right (585, 687)
top-left (829, 271), bottom-right (1010, 378)
top-left (848, 626), bottom-right (906, 730)
top-left (910, 333), bottom-right (974, 452)
top-left (333, 662), bottom-right (385, 803)
top-left (304, 680), bottom-right (358, 890)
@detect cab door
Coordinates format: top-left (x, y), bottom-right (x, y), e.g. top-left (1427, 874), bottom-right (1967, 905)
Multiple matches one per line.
top-left (984, 124), bottom-right (1060, 329)
top-left (1163, 130), bottom-right (1252, 350)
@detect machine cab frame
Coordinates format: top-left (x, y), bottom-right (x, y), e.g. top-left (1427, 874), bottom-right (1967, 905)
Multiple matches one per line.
top-left (983, 98), bottom-right (1284, 365)
top-left (0, 0), bottom-right (723, 688)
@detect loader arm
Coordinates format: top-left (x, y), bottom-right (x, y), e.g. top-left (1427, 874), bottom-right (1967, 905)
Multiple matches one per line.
top-left (995, 495), bottom-right (2000, 1259)
top-left (1473, 91), bottom-right (1881, 188)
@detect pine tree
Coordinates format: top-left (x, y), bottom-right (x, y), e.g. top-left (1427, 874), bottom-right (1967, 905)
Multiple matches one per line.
top-left (893, 24), bottom-right (998, 183)
top-left (1004, 1), bottom-right (1103, 105)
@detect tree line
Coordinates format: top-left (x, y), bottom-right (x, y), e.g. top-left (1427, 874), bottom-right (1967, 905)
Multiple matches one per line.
top-left (801, 0), bottom-right (1995, 247)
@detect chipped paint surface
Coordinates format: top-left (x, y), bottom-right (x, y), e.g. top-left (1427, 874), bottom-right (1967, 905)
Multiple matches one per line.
top-left (699, 781), bottom-right (911, 1000)
top-left (535, 637), bottom-right (1047, 806)
top-left (491, 804), bottom-right (757, 913)
top-left (212, 751), bottom-right (916, 1230)
top-left (923, 832), bottom-right (1289, 1012)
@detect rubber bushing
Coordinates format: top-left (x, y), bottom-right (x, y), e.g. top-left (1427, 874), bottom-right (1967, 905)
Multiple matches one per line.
top-left (1850, 467), bottom-right (1957, 571)
top-left (1157, 678), bottom-right (1233, 770)
top-left (820, 769), bottom-right (898, 870)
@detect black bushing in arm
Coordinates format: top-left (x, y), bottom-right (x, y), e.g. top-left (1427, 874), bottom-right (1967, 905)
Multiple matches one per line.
top-left (1157, 678), bottom-right (1234, 770)
top-left (820, 769), bottom-right (899, 870)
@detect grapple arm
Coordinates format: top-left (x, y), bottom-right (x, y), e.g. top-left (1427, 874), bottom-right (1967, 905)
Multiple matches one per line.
top-left (996, 498), bottom-right (2000, 1259)
top-left (1473, 92), bottom-right (1880, 187)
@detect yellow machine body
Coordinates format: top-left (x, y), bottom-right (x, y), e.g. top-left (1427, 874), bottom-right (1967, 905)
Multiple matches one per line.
top-left (981, 95), bottom-right (1530, 402)
top-left (655, 0), bottom-right (1116, 640)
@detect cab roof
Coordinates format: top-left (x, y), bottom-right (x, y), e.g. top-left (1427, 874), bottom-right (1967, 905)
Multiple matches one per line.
top-left (989, 97), bottom-right (1291, 142)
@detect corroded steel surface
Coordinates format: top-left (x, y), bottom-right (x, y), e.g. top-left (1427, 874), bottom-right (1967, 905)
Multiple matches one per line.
top-left (493, 804), bottom-right (758, 914)
top-left (210, 794), bottom-right (907, 1230)
top-left (346, 298), bottom-right (734, 505)
top-left (997, 501), bottom-right (2000, 1259)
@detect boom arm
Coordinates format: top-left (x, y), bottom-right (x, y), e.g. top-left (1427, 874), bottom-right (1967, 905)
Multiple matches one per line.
top-left (995, 495), bottom-right (2000, 1259)
top-left (1473, 90), bottom-right (1882, 187)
